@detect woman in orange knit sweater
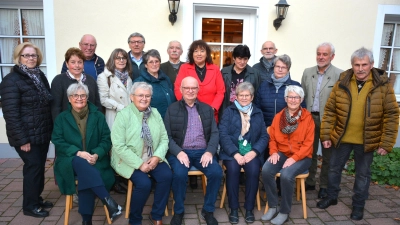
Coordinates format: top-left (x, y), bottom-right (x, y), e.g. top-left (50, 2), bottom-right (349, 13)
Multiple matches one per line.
top-left (261, 85), bottom-right (314, 225)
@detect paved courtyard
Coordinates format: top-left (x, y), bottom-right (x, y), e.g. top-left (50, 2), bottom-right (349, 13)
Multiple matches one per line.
top-left (1, 158), bottom-right (400, 225)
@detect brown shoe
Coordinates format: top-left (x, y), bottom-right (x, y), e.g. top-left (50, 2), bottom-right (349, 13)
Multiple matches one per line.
top-left (149, 215), bottom-right (163, 225)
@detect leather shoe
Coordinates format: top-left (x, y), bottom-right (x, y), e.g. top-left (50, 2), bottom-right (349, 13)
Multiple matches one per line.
top-left (229, 209), bottom-right (238, 224)
top-left (350, 206), bottom-right (364, 220)
top-left (317, 198), bottom-right (337, 209)
top-left (23, 207), bottom-right (49, 218)
top-left (245, 210), bottom-right (255, 223)
top-left (305, 184), bottom-right (315, 191)
top-left (39, 200), bottom-right (53, 209)
top-left (318, 188), bottom-right (327, 199)
top-left (112, 183), bottom-right (127, 194)
top-left (149, 214), bottom-right (163, 225)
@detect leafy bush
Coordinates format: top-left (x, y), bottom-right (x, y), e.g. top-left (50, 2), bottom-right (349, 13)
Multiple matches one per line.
top-left (346, 147), bottom-right (400, 186)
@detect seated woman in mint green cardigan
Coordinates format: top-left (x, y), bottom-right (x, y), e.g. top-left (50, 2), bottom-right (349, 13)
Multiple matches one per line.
top-left (111, 82), bottom-right (172, 225)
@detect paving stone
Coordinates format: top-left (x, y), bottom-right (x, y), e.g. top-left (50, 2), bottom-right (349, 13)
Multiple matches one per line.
top-left (365, 199), bottom-right (394, 213)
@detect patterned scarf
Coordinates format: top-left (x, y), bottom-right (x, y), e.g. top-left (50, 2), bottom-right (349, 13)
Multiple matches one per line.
top-left (19, 64), bottom-right (52, 104)
top-left (141, 107), bottom-right (153, 157)
top-left (262, 57), bottom-right (274, 73)
top-left (234, 100), bottom-right (253, 138)
top-left (114, 69), bottom-right (129, 87)
top-left (279, 107), bottom-right (302, 134)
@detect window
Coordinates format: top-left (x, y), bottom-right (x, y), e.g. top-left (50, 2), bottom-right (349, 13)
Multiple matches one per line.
top-left (0, 8), bottom-right (46, 82)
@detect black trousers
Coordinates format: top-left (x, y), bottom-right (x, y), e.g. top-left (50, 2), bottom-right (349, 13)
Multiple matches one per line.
top-left (15, 143), bottom-right (49, 210)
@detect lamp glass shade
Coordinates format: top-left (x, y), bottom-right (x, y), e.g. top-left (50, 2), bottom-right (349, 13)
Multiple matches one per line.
top-left (168, 0), bottom-right (180, 14)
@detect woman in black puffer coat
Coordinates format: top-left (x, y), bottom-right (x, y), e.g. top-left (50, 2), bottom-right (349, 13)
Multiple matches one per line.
top-left (0, 42), bottom-right (53, 218)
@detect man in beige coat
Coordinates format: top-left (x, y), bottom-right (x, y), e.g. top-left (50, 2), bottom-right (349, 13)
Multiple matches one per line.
top-left (301, 42), bottom-right (343, 199)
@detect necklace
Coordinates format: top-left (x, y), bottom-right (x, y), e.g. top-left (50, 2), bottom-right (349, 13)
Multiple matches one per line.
top-left (356, 79), bottom-right (367, 89)
top-left (196, 65), bottom-right (206, 76)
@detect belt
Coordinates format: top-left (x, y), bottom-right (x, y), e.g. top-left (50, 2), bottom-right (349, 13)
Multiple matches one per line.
top-left (311, 112), bottom-right (320, 115)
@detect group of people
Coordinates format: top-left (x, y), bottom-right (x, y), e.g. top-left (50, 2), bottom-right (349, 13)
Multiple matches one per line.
top-left (0, 30), bottom-right (398, 225)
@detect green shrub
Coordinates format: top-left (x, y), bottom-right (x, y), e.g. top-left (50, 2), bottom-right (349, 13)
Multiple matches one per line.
top-left (345, 147), bottom-right (400, 186)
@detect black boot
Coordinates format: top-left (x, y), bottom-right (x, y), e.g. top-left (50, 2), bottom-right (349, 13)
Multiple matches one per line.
top-left (101, 196), bottom-right (122, 221)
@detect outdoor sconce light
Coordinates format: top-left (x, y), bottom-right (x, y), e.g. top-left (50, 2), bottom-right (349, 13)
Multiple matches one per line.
top-left (168, 0), bottom-right (180, 25)
top-left (273, 0), bottom-right (290, 30)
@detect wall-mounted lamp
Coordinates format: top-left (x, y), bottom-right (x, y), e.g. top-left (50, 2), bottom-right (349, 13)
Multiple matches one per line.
top-left (273, 0), bottom-right (290, 30)
top-left (168, 0), bottom-right (180, 25)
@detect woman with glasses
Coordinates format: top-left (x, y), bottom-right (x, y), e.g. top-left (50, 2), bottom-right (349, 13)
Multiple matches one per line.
top-left (51, 47), bottom-right (102, 121)
top-left (52, 83), bottom-right (122, 225)
top-left (219, 82), bottom-right (268, 224)
top-left (0, 42), bottom-right (53, 218)
top-left (133, 49), bottom-right (175, 118)
top-left (111, 82), bottom-right (172, 225)
top-left (261, 85), bottom-right (314, 225)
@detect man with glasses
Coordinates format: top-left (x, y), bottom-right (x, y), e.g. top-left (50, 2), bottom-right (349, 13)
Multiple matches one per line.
top-left (253, 41), bottom-right (278, 82)
top-left (160, 40), bottom-right (184, 85)
top-left (164, 76), bottom-right (222, 225)
top-left (301, 42), bottom-right (343, 199)
top-left (61, 34), bottom-right (105, 80)
top-left (127, 32), bottom-right (146, 80)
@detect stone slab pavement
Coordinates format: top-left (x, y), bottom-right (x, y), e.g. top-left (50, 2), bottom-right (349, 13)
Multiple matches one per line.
top-left (1, 158), bottom-right (400, 225)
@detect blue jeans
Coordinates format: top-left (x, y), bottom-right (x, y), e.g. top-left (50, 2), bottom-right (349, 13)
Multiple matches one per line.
top-left (262, 152), bottom-right (311, 214)
top-left (129, 162), bottom-right (172, 225)
top-left (326, 144), bottom-right (373, 207)
top-left (167, 149), bottom-right (222, 214)
top-left (223, 159), bottom-right (260, 210)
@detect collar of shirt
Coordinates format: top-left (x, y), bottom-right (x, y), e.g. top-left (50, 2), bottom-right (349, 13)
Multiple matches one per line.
top-left (67, 71), bottom-right (83, 81)
top-left (130, 52), bottom-right (143, 63)
top-left (316, 64), bottom-right (331, 75)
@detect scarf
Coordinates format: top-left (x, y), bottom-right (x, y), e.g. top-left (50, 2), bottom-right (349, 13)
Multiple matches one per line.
top-left (279, 107), bottom-right (302, 134)
top-left (114, 69), bottom-right (129, 87)
top-left (71, 104), bottom-right (89, 152)
top-left (19, 64), bottom-right (52, 104)
top-left (270, 73), bottom-right (289, 90)
top-left (234, 100), bottom-right (253, 138)
top-left (141, 107), bottom-right (153, 157)
top-left (262, 57), bottom-right (274, 72)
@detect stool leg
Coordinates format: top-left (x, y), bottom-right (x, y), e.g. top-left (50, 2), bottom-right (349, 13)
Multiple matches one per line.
top-left (256, 188), bottom-right (261, 211)
top-left (300, 178), bottom-right (307, 219)
top-left (65, 195), bottom-right (71, 225)
top-left (220, 178), bottom-right (226, 208)
top-left (201, 175), bottom-right (207, 196)
top-left (296, 178), bottom-right (301, 201)
top-left (125, 180), bottom-right (133, 219)
top-left (104, 205), bottom-right (112, 224)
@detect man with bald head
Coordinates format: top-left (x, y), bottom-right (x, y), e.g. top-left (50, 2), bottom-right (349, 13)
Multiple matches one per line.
top-left (160, 40), bottom-right (184, 84)
top-left (164, 76), bottom-right (222, 225)
top-left (61, 34), bottom-right (105, 79)
top-left (253, 41), bottom-right (278, 81)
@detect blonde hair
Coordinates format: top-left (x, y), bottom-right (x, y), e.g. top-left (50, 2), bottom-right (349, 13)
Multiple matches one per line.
top-left (13, 42), bottom-right (43, 66)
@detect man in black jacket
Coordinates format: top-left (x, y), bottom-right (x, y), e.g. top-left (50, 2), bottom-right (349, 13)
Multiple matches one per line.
top-left (164, 76), bottom-right (222, 225)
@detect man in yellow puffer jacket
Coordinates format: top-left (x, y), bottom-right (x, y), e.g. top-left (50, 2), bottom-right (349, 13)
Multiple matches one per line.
top-left (316, 47), bottom-right (399, 221)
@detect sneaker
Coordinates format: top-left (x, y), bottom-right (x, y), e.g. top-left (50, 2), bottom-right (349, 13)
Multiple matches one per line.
top-left (261, 206), bottom-right (279, 221)
top-left (229, 209), bottom-right (238, 224)
top-left (245, 210), bottom-right (255, 223)
top-left (201, 209), bottom-right (218, 225)
top-left (73, 193), bottom-right (79, 204)
top-left (170, 212), bottom-right (184, 225)
top-left (271, 213), bottom-right (288, 225)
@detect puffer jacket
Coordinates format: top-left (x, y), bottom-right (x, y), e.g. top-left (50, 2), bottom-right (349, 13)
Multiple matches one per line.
top-left (0, 65), bottom-right (53, 147)
top-left (254, 74), bottom-right (305, 127)
top-left (320, 68), bottom-right (399, 152)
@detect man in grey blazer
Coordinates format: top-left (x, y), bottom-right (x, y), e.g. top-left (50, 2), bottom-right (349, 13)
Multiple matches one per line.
top-left (301, 42), bottom-right (343, 199)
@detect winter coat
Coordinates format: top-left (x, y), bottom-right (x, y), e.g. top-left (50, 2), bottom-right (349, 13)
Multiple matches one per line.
top-left (253, 56), bottom-right (276, 82)
top-left (52, 102), bottom-right (113, 195)
top-left (269, 108), bottom-right (314, 161)
top-left (128, 51), bottom-right (145, 81)
top-left (0, 65), bottom-right (53, 147)
top-left (219, 104), bottom-right (269, 163)
top-left (111, 104), bottom-right (169, 179)
top-left (254, 74), bottom-right (305, 127)
top-left (134, 69), bottom-right (176, 118)
top-left (320, 68), bottom-right (399, 152)
top-left (97, 68), bottom-right (133, 130)
top-left (164, 99), bottom-right (219, 157)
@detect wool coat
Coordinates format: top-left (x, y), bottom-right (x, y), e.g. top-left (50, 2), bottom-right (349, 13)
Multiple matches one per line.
top-left (52, 102), bottom-right (113, 195)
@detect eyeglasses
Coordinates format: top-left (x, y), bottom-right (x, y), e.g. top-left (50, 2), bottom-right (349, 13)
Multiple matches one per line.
top-left (285, 96), bottom-right (301, 100)
top-left (182, 87), bottom-right (199, 91)
top-left (81, 43), bottom-right (96, 48)
top-left (133, 94), bottom-right (152, 99)
top-left (262, 47), bottom-right (275, 51)
top-left (275, 66), bottom-right (288, 70)
top-left (20, 54), bottom-right (38, 59)
top-left (115, 57), bottom-right (127, 61)
top-left (237, 94), bottom-right (252, 99)
top-left (147, 60), bottom-right (160, 65)
top-left (70, 94), bottom-right (88, 100)
top-left (129, 41), bottom-right (145, 45)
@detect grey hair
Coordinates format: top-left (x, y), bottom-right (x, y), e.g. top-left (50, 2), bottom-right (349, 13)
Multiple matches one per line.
top-left (284, 85), bottom-right (304, 99)
top-left (351, 47), bottom-right (374, 64)
top-left (127, 32), bottom-right (146, 43)
top-left (143, 49), bottom-right (161, 64)
top-left (274, 54), bottom-right (292, 70)
top-left (67, 83), bottom-right (89, 98)
top-left (167, 40), bottom-right (182, 50)
top-left (130, 82), bottom-right (153, 95)
top-left (235, 82), bottom-right (255, 96)
top-left (317, 42), bottom-right (335, 55)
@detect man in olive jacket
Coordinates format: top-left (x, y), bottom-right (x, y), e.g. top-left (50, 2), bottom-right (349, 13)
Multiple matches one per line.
top-left (164, 76), bottom-right (222, 225)
top-left (316, 47), bottom-right (399, 221)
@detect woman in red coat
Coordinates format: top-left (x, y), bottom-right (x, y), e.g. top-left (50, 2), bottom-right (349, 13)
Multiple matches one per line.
top-left (174, 40), bottom-right (225, 123)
